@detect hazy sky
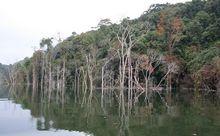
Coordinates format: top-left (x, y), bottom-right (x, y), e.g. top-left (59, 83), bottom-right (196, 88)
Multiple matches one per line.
top-left (0, 0), bottom-right (190, 65)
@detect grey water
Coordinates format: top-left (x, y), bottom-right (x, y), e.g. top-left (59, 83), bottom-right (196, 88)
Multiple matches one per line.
top-left (0, 86), bottom-right (220, 136)
top-left (0, 87), bottom-right (91, 136)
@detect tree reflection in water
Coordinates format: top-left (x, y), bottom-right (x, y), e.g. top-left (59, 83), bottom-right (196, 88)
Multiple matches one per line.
top-left (6, 85), bottom-right (220, 136)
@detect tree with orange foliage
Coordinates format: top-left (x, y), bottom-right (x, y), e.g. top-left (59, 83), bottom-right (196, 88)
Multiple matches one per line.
top-left (157, 13), bottom-right (183, 91)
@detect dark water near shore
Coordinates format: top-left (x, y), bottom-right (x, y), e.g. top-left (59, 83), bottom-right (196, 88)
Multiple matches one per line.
top-left (0, 86), bottom-right (220, 136)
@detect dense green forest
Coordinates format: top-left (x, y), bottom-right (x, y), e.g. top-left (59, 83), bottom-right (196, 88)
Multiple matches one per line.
top-left (3, 0), bottom-right (220, 104)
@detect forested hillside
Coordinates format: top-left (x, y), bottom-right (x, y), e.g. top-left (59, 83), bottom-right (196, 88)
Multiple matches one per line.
top-left (7, 0), bottom-right (220, 103)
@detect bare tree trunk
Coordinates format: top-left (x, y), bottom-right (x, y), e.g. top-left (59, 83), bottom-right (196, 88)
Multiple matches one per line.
top-left (77, 69), bottom-right (80, 101)
top-left (32, 63), bottom-right (36, 100)
top-left (101, 66), bottom-right (104, 107)
top-left (127, 49), bottom-right (133, 114)
top-left (44, 55), bottom-right (48, 98)
top-left (101, 54), bottom-right (116, 107)
top-left (56, 65), bottom-right (60, 102)
top-left (48, 57), bottom-right (52, 102)
top-left (167, 73), bottom-right (172, 93)
top-left (81, 67), bottom-right (88, 107)
top-left (41, 54), bottom-right (45, 95)
top-left (87, 56), bottom-right (93, 105)
top-left (74, 68), bottom-right (77, 101)
top-left (61, 57), bottom-right (66, 103)
top-left (25, 68), bottom-right (30, 87)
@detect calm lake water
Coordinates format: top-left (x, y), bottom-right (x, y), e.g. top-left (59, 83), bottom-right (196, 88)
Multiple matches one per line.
top-left (0, 86), bottom-right (220, 136)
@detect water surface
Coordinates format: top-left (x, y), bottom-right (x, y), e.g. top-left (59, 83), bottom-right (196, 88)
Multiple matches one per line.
top-left (0, 86), bottom-right (220, 136)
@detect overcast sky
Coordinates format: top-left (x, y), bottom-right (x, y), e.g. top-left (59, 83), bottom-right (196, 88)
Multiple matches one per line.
top-left (0, 0), bottom-right (190, 65)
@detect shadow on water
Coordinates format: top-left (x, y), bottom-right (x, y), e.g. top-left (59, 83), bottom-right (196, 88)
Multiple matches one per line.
top-left (1, 85), bottom-right (220, 136)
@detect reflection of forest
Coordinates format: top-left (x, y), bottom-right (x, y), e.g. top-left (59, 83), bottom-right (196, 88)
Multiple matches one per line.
top-left (9, 86), bottom-right (220, 136)
top-left (0, 86), bottom-right (9, 98)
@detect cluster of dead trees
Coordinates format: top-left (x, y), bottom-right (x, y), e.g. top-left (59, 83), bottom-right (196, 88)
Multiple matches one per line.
top-left (99, 23), bottom-right (179, 115)
top-left (7, 23), bottom-right (179, 111)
